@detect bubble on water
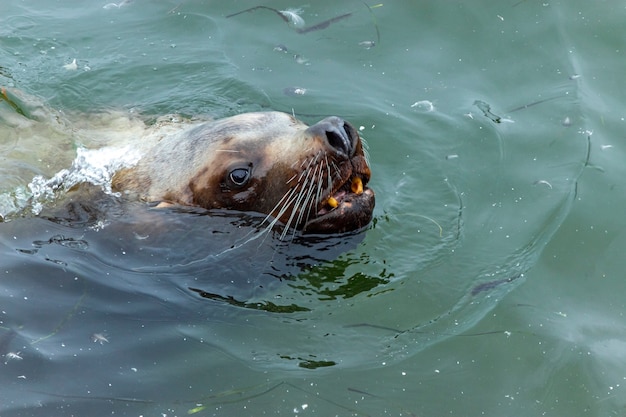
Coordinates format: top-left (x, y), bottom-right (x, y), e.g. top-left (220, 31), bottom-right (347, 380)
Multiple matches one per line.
top-left (411, 100), bottom-right (435, 112)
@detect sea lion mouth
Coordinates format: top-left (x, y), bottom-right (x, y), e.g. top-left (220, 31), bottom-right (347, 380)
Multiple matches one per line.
top-left (302, 172), bottom-right (375, 234)
top-left (298, 118), bottom-right (375, 235)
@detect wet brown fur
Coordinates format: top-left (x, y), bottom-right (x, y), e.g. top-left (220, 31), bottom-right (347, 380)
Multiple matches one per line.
top-left (111, 111), bottom-right (373, 233)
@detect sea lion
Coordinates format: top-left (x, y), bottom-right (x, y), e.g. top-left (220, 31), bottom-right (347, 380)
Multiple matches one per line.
top-left (111, 111), bottom-right (375, 234)
top-left (0, 88), bottom-right (375, 233)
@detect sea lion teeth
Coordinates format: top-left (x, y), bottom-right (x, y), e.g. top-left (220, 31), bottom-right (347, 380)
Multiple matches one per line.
top-left (351, 177), bottom-right (363, 195)
top-left (327, 196), bottom-right (339, 208)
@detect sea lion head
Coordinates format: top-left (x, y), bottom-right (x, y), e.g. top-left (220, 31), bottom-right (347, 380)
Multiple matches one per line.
top-left (114, 112), bottom-right (375, 235)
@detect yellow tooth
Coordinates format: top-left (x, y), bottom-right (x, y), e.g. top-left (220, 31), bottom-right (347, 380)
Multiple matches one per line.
top-left (327, 196), bottom-right (339, 208)
top-left (351, 177), bottom-right (363, 195)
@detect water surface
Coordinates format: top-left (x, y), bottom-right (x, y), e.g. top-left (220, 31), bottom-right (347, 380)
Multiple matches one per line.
top-left (1, 1), bottom-right (626, 416)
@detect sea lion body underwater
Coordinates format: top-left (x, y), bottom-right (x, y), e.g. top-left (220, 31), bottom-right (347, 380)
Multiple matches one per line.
top-left (111, 111), bottom-right (375, 234)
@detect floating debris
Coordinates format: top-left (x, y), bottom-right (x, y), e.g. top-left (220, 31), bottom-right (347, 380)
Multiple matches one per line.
top-left (363, 3), bottom-right (382, 45)
top-left (279, 8), bottom-right (305, 28)
top-left (445, 154), bottom-right (459, 160)
top-left (293, 54), bottom-right (309, 65)
top-left (561, 116), bottom-right (572, 127)
top-left (226, 5), bottom-right (352, 34)
top-left (5, 351), bottom-right (23, 362)
top-left (471, 274), bottom-right (522, 296)
top-left (508, 95), bottom-right (565, 113)
top-left (359, 40), bottom-right (376, 49)
top-left (91, 333), bottom-right (109, 345)
top-left (273, 44), bottom-right (288, 53)
top-left (474, 100), bottom-right (502, 123)
top-left (133, 232), bottom-right (149, 240)
top-left (283, 87), bottom-right (307, 96)
top-left (296, 12), bottom-right (352, 34)
top-left (63, 59), bottom-right (78, 71)
top-left (534, 180), bottom-right (553, 189)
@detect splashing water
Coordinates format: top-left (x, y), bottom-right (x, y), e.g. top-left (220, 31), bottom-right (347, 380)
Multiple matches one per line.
top-left (1, 145), bottom-right (141, 220)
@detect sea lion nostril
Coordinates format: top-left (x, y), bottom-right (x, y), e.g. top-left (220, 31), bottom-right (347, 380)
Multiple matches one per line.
top-left (306, 117), bottom-right (357, 156)
top-left (325, 128), bottom-right (352, 155)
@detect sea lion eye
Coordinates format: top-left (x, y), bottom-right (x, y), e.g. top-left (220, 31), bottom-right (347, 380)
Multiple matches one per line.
top-left (229, 167), bottom-right (250, 186)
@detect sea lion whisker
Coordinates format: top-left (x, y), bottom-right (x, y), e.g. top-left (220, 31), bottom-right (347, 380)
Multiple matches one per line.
top-left (272, 180), bottom-right (312, 235)
top-left (271, 189), bottom-right (299, 220)
top-left (306, 153), bottom-right (320, 169)
top-left (296, 154), bottom-right (319, 183)
top-left (295, 163), bottom-right (321, 229)
top-left (313, 161), bottom-right (324, 207)
top-left (279, 200), bottom-right (300, 239)
top-left (264, 191), bottom-right (299, 238)
top-left (262, 149), bottom-right (340, 239)
top-left (308, 151), bottom-right (323, 167)
top-left (288, 193), bottom-right (311, 240)
top-left (280, 166), bottom-right (317, 239)
top-left (324, 155), bottom-right (333, 200)
top-left (300, 156), bottom-right (313, 168)
top-left (303, 151), bottom-right (324, 186)
top-left (313, 158), bottom-right (329, 207)
top-left (301, 159), bottom-right (329, 229)
top-left (297, 168), bottom-right (308, 183)
top-left (285, 173), bottom-right (298, 184)
top-left (297, 157), bottom-right (314, 182)
top-left (283, 180), bottom-right (312, 230)
top-left (330, 161), bottom-right (342, 179)
top-left (261, 186), bottom-right (298, 227)
top-left (291, 175), bottom-right (319, 238)
top-left (262, 212), bottom-right (285, 236)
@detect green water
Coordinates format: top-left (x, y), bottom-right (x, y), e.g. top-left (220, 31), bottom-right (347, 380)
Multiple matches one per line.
top-left (2, 1), bottom-right (626, 416)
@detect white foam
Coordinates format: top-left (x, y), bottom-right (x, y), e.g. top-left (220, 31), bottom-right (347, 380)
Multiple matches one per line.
top-left (25, 145), bottom-right (141, 215)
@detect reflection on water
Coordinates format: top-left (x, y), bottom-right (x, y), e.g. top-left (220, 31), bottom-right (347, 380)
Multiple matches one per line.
top-left (0, 198), bottom-right (375, 410)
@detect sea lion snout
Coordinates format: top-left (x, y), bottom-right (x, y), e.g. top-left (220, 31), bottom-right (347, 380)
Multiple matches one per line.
top-left (306, 116), bottom-right (358, 157)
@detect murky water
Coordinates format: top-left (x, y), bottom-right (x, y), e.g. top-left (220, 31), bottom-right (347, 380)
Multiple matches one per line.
top-left (2, 1), bottom-right (626, 416)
